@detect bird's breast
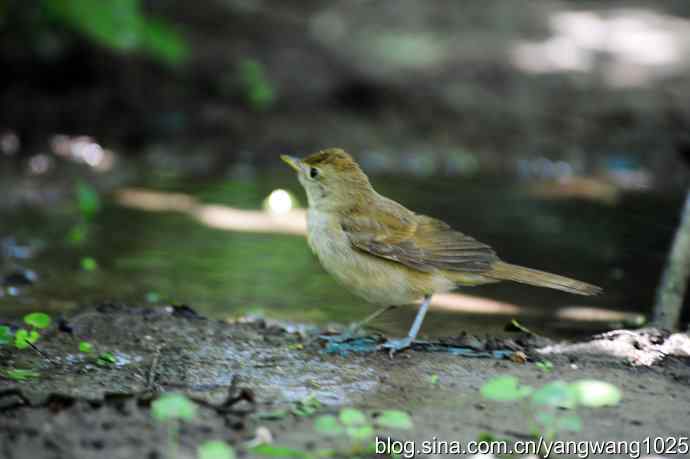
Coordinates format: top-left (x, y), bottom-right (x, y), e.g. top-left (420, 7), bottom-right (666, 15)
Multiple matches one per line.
top-left (305, 210), bottom-right (447, 305)
top-left (306, 210), bottom-right (359, 277)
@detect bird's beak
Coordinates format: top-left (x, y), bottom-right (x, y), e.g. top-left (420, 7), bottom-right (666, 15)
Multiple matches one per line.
top-left (281, 155), bottom-right (302, 172)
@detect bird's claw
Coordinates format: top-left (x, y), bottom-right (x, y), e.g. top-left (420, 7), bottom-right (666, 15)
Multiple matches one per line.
top-left (379, 337), bottom-right (413, 357)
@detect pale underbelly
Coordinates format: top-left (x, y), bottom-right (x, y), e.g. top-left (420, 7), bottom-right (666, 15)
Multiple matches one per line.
top-left (324, 254), bottom-right (422, 305)
top-left (308, 227), bottom-right (455, 305)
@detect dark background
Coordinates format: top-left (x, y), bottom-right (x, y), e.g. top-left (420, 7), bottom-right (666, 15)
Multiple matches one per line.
top-left (1, 0), bottom-right (689, 180)
top-left (0, 0), bottom-right (689, 334)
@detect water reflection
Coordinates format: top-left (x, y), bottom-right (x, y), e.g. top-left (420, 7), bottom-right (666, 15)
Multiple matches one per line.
top-left (114, 186), bottom-right (642, 327)
top-left (0, 173), bottom-right (681, 339)
top-left (115, 188), bottom-right (306, 234)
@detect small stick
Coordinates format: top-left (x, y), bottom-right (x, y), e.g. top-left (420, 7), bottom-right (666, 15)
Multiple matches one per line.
top-left (147, 346), bottom-right (161, 388)
top-left (27, 341), bottom-right (46, 358)
top-left (652, 190), bottom-right (690, 329)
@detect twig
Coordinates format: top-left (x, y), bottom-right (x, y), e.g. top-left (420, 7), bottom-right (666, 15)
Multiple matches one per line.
top-left (652, 190), bottom-right (690, 329)
top-left (510, 319), bottom-right (537, 336)
top-left (27, 341), bottom-right (46, 358)
top-left (147, 346), bottom-right (161, 389)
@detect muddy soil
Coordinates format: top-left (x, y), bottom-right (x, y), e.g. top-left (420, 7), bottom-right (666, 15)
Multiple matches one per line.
top-left (1, 304), bottom-right (689, 459)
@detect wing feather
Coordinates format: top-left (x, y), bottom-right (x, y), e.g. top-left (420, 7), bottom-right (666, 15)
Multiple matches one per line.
top-left (341, 199), bottom-right (497, 273)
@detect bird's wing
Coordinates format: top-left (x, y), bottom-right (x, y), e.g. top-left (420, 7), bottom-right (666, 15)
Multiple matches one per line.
top-left (341, 201), bottom-right (497, 273)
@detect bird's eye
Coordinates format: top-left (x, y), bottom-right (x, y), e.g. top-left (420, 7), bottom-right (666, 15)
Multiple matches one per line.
top-left (309, 167), bottom-right (319, 179)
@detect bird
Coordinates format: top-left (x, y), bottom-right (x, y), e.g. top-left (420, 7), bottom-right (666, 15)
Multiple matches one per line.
top-left (281, 148), bottom-right (602, 355)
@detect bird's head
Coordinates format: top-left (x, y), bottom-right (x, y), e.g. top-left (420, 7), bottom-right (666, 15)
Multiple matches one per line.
top-left (281, 148), bottom-right (373, 211)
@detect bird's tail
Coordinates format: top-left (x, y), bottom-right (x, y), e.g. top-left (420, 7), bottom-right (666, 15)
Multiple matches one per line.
top-left (485, 261), bottom-right (602, 296)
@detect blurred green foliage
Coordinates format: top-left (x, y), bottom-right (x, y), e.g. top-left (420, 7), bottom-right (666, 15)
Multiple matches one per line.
top-left (24, 312), bottom-right (51, 329)
top-left (81, 256), bottom-right (98, 271)
top-left (2, 0), bottom-right (188, 65)
top-left (4, 368), bottom-right (40, 381)
top-left (480, 376), bottom-right (621, 441)
top-left (197, 440), bottom-right (236, 459)
top-left (152, 392), bottom-right (197, 421)
top-left (239, 59), bottom-right (276, 111)
top-left (78, 341), bottom-right (93, 353)
top-left (76, 181), bottom-right (101, 222)
top-left (12, 312), bottom-right (51, 349)
top-left (14, 329), bottom-right (39, 349)
top-left (97, 351), bottom-right (116, 366)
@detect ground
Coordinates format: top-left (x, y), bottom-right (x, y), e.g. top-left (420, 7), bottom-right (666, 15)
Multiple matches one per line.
top-left (1, 304), bottom-right (689, 458)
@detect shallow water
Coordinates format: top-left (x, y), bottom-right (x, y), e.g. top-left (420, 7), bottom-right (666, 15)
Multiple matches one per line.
top-left (0, 170), bottom-right (684, 339)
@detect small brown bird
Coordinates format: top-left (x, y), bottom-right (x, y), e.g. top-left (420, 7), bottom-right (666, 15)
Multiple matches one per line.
top-left (282, 148), bottom-right (601, 354)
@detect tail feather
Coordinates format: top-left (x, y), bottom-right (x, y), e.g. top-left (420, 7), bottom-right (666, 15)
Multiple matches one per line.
top-left (486, 261), bottom-right (602, 296)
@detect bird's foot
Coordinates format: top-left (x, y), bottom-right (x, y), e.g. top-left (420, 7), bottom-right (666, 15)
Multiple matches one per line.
top-left (379, 336), bottom-right (413, 357)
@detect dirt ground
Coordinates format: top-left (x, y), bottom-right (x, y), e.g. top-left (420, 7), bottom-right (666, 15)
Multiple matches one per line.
top-left (1, 304), bottom-right (689, 458)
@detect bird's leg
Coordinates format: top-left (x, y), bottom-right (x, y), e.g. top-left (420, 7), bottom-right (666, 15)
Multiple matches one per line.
top-left (324, 305), bottom-right (397, 342)
top-left (380, 295), bottom-right (431, 356)
top-left (360, 304), bottom-right (398, 327)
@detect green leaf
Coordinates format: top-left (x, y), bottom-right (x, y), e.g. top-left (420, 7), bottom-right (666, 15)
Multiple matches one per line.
top-left (291, 394), bottom-right (321, 417)
top-left (151, 393), bottom-right (198, 421)
top-left (0, 326), bottom-right (11, 345)
top-left (43, 0), bottom-right (141, 52)
top-left (239, 59), bottom-right (275, 111)
top-left (15, 329), bottom-right (40, 349)
top-left (249, 444), bottom-right (312, 459)
top-left (5, 368), bottom-right (40, 381)
top-left (97, 352), bottom-right (116, 366)
top-left (572, 380), bottom-right (622, 407)
top-left (375, 410), bottom-right (413, 430)
top-left (76, 181), bottom-right (101, 220)
top-left (79, 341), bottom-right (93, 353)
top-left (534, 410), bottom-right (556, 427)
top-left (531, 381), bottom-right (578, 409)
top-left (510, 319), bottom-right (535, 335)
top-left (145, 291), bottom-right (161, 303)
top-left (248, 83), bottom-right (275, 111)
top-left (66, 222), bottom-right (89, 245)
top-left (535, 360), bottom-right (554, 372)
top-left (339, 408), bottom-right (367, 426)
top-left (140, 17), bottom-right (189, 65)
top-left (41, 0), bottom-right (189, 65)
top-left (14, 330), bottom-right (29, 349)
top-left (313, 415), bottom-right (343, 436)
top-left (557, 414), bottom-right (583, 432)
top-left (345, 425), bottom-right (374, 440)
top-left (477, 432), bottom-right (497, 443)
top-left (81, 257), bottom-right (98, 271)
top-left (24, 312), bottom-right (52, 329)
top-left (198, 440), bottom-right (236, 459)
top-left (480, 376), bottom-right (533, 401)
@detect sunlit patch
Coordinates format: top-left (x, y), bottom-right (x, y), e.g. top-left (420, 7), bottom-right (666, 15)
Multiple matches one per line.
top-left (527, 177), bottom-right (621, 206)
top-left (433, 293), bottom-right (642, 324)
top-left (511, 8), bottom-right (690, 87)
top-left (265, 189), bottom-right (294, 215)
top-left (50, 135), bottom-right (116, 171)
top-left (115, 188), bottom-right (306, 235)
